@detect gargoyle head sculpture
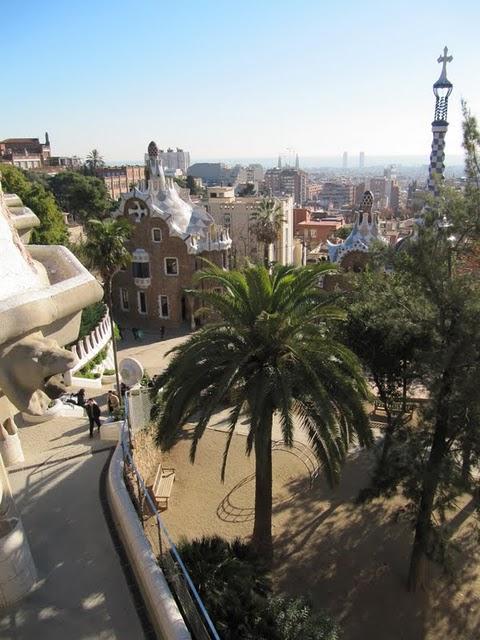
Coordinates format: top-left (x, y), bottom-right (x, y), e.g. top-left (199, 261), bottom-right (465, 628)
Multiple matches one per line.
top-left (0, 333), bottom-right (77, 415)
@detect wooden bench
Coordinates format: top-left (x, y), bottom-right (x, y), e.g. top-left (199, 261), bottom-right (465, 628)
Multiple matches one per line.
top-left (152, 465), bottom-right (175, 510)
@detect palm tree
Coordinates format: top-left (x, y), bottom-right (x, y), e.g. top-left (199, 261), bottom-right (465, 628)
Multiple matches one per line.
top-left (85, 149), bottom-right (104, 175)
top-left (152, 262), bottom-right (373, 560)
top-left (250, 198), bottom-right (285, 266)
top-left (83, 218), bottom-right (132, 395)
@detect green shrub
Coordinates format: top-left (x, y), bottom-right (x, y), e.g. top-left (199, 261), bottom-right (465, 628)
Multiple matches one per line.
top-left (78, 302), bottom-right (107, 340)
top-left (175, 536), bottom-right (340, 640)
top-left (91, 346), bottom-right (108, 366)
top-left (76, 371), bottom-right (101, 379)
top-left (267, 596), bottom-right (340, 640)
top-left (103, 368), bottom-right (115, 376)
top-left (112, 406), bottom-right (125, 421)
top-left (176, 536), bottom-right (272, 640)
top-left (79, 361), bottom-right (94, 375)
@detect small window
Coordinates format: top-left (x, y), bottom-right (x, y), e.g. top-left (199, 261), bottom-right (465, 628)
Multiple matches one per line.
top-left (152, 228), bottom-right (162, 243)
top-left (158, 295), bottom-right (169, 318)
top-left (120, 288), bottom-right (129, 311)
top-left (138, 291), bottom-right (147, 314)
top-left (165, 257), bottom-right (179, 276)
top-left (132, 262), bottom-right (150, 278)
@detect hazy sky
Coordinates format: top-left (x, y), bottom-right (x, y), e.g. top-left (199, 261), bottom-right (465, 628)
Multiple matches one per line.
top-left (2, 0), bottom-right (479, 163)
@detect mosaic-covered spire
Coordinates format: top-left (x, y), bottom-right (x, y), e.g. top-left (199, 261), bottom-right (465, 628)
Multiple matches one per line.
top-left (427, 47), bottom-right (453, 195)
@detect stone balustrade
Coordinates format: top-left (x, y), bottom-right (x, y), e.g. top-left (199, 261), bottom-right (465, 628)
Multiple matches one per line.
top-left (64, 311), bottom-right (112, 386)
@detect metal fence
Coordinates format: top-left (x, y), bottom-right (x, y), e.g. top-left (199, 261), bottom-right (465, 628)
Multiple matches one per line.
top-left (120, 399), bottom-right (220, 640)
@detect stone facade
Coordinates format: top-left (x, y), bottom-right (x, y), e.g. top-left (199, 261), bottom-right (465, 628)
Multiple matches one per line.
top-left (0, 177), bottom-right (103, 606)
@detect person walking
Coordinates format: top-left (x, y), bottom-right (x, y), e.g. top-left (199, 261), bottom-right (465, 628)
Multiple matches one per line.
top-left (107, 390), bottom-right (120, 414)
top-left (76, 388), bottom-right (86, 407)
top-left (86, 398), bottom-right (101, 438)
top-left (160, 325), bottom-right (165, 340)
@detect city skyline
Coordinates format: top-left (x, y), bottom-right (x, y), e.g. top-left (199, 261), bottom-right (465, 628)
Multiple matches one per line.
top-left (2, 1), bottom-right (479, 161)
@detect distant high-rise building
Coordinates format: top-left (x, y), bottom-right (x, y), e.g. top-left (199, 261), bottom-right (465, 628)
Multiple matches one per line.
top-left (295, 153), bottom-right (299, 170)
top-left (359, 151), bottom-right (365, 169)
top-left (342, 151), bottom-right (348, 169)
top-left (264, 168), bottom-right (307, 205)
top-left (427, 46), bottom-right (453, 195)
top-left (317, 182), bottom-right (354, 208)
top-left (277, 155), bottom-right (282, 169)
top-left (157, 147), bottom-right (190, 174)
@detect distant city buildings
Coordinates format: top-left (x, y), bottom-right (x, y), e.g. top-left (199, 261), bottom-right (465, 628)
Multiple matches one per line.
top-left (293, 208), bottom-right (344, 250)
top-left (206, 186), bottom-right (295, 267)
top-left (264, 168), bottom-right (307, 205)
top-left (342, 151), bottom-right (348, 169)
top-left (359, 151), bottom-right (365, 169)
top-left (354, 173), bottom-right (400, 214)
top-left (306, 182), bottom-right (323, 201)
top-left (97, 165), bottom-right (144, 200)
top-left (0, 132), bottom-right (81, 172)
top-left (0, 133), bottom-right (51, 169)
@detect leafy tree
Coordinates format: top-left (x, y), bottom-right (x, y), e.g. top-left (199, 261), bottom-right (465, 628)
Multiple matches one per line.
top-left (250, 198), bottom-right (285, 266)
top-left (174, 176), bottom-right (187, 190)
top-left (341, 270), bottom-right (429, 483)
top-left (49, 171), bottom-right (112, 222)
top-left (334, 224), bottom-right (352, 240)
top-left (0, 164), bottom-right (67, 244)
top-left (368, 105), bottom-right (480, 591)
top-left (85, 148), bottom-right (104, 175)
top-left (83, 218), bottom-right (132, 394)
top-left (186, 174), bottom-right (199, 195)
top-left (240, 183), bottom-right (256, 196)
top-left (152, 262), bottom-right (372, 560)
top-left (268, 596), bottom-right (340, 640)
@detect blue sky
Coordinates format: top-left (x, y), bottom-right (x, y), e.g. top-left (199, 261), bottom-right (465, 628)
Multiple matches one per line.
top-left (2, 0), bottom-right (479, 164)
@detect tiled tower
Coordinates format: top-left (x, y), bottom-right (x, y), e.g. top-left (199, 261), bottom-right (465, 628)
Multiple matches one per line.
top-left (427, 47), bottom-right (453, 195)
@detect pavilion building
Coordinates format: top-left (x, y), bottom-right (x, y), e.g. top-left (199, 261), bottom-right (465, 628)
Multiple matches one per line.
top-left (111, 141), bottom-right (231, 331)
top-left (327, 191), bottom-right (386, 271)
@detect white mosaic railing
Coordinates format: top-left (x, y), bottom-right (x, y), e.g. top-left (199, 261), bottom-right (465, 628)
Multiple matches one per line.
top-left (64, 310), bottom-right (112, 385)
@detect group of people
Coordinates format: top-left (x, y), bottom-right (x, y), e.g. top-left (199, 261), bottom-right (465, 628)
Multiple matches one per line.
top-left (64, 387), bottom-right (122, 439)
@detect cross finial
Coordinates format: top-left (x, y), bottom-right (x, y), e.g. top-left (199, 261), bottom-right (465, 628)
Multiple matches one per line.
top-left (437, 46), bottom-right (453, 82)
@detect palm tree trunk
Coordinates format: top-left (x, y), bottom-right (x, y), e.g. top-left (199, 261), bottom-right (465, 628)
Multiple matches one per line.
top-left (264, 242), bottom-right (269, 268)
top-left (106, 279), bottom-right (121, 398)
top-left (252, 411), bottom-right (273, 563)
